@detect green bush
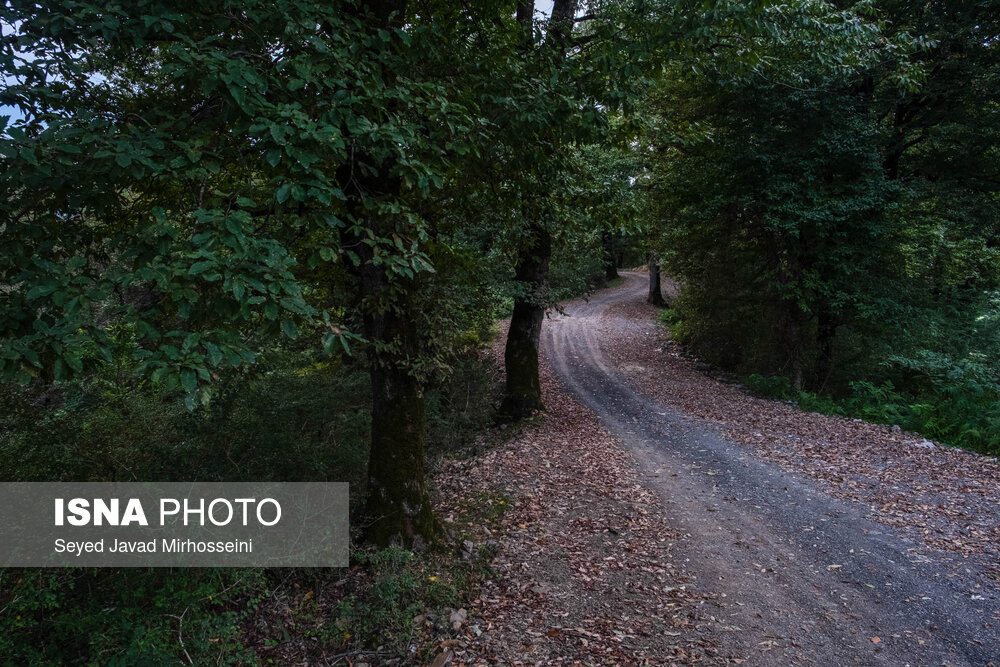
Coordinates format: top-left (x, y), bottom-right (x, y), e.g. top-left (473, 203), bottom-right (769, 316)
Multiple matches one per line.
top-left (743, 374), bottom-right (845, 416)
top-left (335, 547), bottom-right (462, 653)
top-left (741, 373), bottom-right (1000, 456)
top-left (744, 373), bottom-right (797, 400)
top-left (0, 568), bottom-right (263, 665)
top-left (0, 356), bottom-right (371, 486)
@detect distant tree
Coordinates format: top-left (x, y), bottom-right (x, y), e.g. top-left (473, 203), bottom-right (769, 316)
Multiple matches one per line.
top-left (647, 254), bottom-right (665, 306)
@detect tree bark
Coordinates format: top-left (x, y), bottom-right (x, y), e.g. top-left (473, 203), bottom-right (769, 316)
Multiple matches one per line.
top-left (365, 366), bottom-right (435, 548)
top-left (338, 198), bottom-right (439, 547)
top-left (502, 222), bottom-right (551, 419)
top-left (548, 0), bottom-right (577, 41)
top-left (784, 315), bottom-right (804, 391)
top-left (647, 253), bottom-right (665, 306)
top-left (815, 312), bottom-right (838, 393)
top-left (500, 0), bottom-right (571, 421)
top-left (602, 230), bottom-right (619, 281)
top-left (343, 0), bottom-right (439, 548)
top-left (516, 0), bottom-right (533, 33)
top-left (361, 265), bottom-right (438, 547)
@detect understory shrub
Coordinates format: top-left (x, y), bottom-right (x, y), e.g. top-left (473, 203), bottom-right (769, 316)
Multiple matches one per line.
top-left (0, 340), bottom-right (502, 664)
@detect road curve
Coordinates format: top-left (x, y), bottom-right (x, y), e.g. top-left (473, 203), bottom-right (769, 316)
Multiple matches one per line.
top-left (541, 272), bottom-right (999, 666)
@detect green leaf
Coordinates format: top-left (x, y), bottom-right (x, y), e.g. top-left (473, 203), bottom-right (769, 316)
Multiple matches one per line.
top-left (64, 353), bottom-right (83, 373)
top-left (204, 342), bottom-right (223, 366)
top-left (26, 285), bottom-right (56, 300)
top-left (276, 184), bottom-right (291, 204)
top-left (181, 368), bottom-right (197, 394)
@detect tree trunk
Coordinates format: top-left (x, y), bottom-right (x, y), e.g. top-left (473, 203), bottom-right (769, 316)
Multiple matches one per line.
top-left (348, 224), bottom-right (439, 548)
top-left (342, 216), bottom-right (439, 547)
top-left (516, 0), bottom-right (533, 33)
top-left (364, 318), bottom-right (438, 548)
top-left (815, 312), bottom-right (838, 393)
top-left (339, 0), bottom-right (438, 548)
top-left (647, 253), bottom-right (665, 306)
top-left (785, 315), bottom-right (804, 391)
top-left (602, 230), bottom-right (619, 281)
top-left (501, 0), bottom-right (570, 420)
top-left (502, 222), bottom-right (551, 419)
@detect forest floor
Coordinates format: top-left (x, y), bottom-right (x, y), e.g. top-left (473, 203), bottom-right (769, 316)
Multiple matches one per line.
top-left (430, 272), bottom-right (1000, 666)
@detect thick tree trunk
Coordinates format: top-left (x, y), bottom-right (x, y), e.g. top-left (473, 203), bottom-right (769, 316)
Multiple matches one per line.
top-left (364, 326), bottom-right (437, 548)
top-left (502, 223), bottom-right (551, 419)
top-left (647, 253), bottom-right (665, 306)
top-left (352, 233), bottom-right (439, 548)
top-left (343, 221), bottom-right (439, 547)
top-left (340, 0), bottom-right (438, 548)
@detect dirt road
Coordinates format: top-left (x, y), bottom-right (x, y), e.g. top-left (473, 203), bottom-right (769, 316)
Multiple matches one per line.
top-left (542, 272), bottom-right (999, 666)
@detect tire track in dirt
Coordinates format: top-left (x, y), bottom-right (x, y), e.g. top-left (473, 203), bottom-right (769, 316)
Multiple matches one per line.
top-left (542, 272), bottom-right (999, 666)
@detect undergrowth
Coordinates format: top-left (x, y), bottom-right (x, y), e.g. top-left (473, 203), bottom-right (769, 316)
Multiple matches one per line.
top-left (657, 307), bottom-right (1000, 456)
top-left (0, 339), bottom-right (505, 665)
top-left (744, 373), bottom-right (1000, 455)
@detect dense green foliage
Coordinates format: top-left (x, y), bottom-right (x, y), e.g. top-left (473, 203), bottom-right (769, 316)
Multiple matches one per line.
top-left (0, 0), bottom-right (621, 545)
top-left (3, 0), bottom-right (999, 661)
top-left (645, 1), bottom-right (1000, 454)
